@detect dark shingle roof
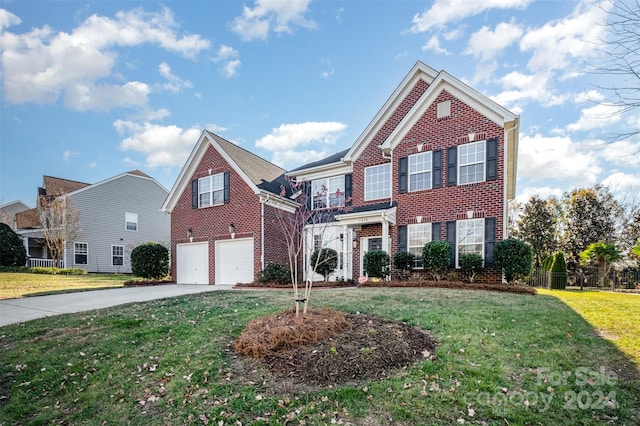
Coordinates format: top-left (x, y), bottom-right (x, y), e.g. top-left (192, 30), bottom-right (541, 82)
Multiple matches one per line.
top-left (288, 148), bottom-right (350, 173)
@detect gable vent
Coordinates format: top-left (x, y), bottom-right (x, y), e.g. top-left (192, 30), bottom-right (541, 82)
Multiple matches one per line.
top-left (437, 100), bottom-right (451, 119)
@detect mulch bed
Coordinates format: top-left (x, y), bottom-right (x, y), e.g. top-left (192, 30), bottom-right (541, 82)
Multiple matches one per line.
top-left (232, 308), bottom-right (437, 390)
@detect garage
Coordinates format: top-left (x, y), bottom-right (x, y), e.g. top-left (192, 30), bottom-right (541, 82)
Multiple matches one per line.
top-left (215, 238), bottom-right (254, 284)
top-left (176, 242), bottom-right (209, 284)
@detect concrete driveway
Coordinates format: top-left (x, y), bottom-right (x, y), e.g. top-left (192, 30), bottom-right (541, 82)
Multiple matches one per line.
top-left (0, 284), bottom-right (234, 327)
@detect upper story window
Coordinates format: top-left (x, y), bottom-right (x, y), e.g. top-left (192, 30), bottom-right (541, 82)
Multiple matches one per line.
top-left (125, 212), bottom-right (138, 231)
top-left (312, 176), bottom-right (345, 210)
top-left (199, 173), bottom-right (224, 208)
top-left (409, 151), bottom-right (432, 191)
top-left (458, 141), bottom-right (485, 185)
top-left (457, 218), bottom-right (484, 266)
top-left (364, 163), bottom-right (391, 201)
top-left (409, 223), bottom-right (431, 268)
top-left (74, 242), bottom-right (88, 265)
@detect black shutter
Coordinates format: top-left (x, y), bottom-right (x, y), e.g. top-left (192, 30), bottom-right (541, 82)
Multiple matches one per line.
top-left (191, 179), bottom-right (198, 209)
top-left (304, 181), bottom-right (311, 210)
top-left (431, 222), bottom-right (441, 241)
top-left (486, 138), bottom-right (498, 181)
top-left (398, 225), bottom-right (407, 252)
top-left (223, 171), bottom-right (230, 204)
top-left (432, 149), bottom-right (442, 188)
top-left (446, 220), bottom-right (456, 267)
top-left (484, 217), bottom-right (496, 265)
top-left (344, 174), bottom-right (352, 206)
top-left (447, 147), bottom-right (457, 186)
top-left (398, 157), bottom-right (408, 193)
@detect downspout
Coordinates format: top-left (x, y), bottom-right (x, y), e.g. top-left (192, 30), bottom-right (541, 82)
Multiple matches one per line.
top-left (504, 117), bottom-right (520, 239)
top-left (260, 193), bottom-right (270, 271)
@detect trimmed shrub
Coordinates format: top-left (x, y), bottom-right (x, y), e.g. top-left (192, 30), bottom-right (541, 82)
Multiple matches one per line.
top-left (259, 262), bottom-right (291, 284)
top-left (310, 248), bottom-right (338, 281)
top-left (494, 238), bottom-right (533, 285)
top-left (459, 253), bottom-right (484, 283)
top-left (393, 251), bottom-right (415, 280)
top-left (550, 251), bottom-right (567, 290)
top-left (29, 267), bottom-right (87, 275)
top-left (131, 242), bottom-right (169, 280)
top-left (541, 254), bottom-right (554, 273)
top-left (0, 223), bottom-right (27, 267)
top-left (422, 240), bottom-right (451, 281)
top-left (363, 250), bottom-right (390, 279)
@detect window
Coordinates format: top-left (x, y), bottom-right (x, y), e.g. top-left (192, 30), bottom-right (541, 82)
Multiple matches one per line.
top-left (458, 141), bottom-right (485, 184)
top-left (125, 212), bottom-right (138, 231)
top-left (74, 242), bottom-right (88, 265)
top-left (311, 176), bottom-right (345, 209)
top-left (112, 245), bottom-right (124, 266)
top-left (198, 173), bottom-right (225, 207)
top-left (409, 152), bottom-right (432, 191)
top-left (313, 234), bottom-right (322, 250)
top-left (408, 224), bottom-right (431, 268)
top-left (457, 218), bottom-right (484, 266)
top-left (364, 163), bottom-right (391, 201)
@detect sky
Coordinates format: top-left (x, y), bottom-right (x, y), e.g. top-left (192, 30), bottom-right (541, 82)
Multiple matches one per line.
top-left (1, 0), bottom-right (639, 208)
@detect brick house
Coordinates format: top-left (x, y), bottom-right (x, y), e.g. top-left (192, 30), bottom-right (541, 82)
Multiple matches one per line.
top-left (163, 61), bottom-right (518, 284)
top-left (161, 131), bottom-right (298, 284)
top-left (287, 61), bottom-right (519, 282)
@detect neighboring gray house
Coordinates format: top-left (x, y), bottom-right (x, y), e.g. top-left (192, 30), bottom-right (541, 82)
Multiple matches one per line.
top-left (0, 200), bottom-right (31, 231)
top-left (15, 171), bottom-right (170, 273)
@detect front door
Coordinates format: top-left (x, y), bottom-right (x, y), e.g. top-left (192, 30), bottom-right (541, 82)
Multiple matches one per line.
top-left (360, 236), bottom-right (383, 279)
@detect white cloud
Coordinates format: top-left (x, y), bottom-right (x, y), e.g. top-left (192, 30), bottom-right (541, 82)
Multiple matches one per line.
top-left (63, 149), bottom-right (79, 163)
top-left (0, 8), bottom-right (21, 31)
top-left (421, 35), bottom-right (450, 55)
top-left (515, 186), bottom-right (564, 203)
top-left (114, 120), bottom-right (203, 168)
top-left (230, 0), bottom-right (316, 42)
top-left (518, 133), bottom-right (601, 186)
top-left (601, 172), bottom-right (640, 192)
top-left (519, 1), bottom-right (609, 74)
top-left (213, 44), bottom-right (241, 78)
top-left (0, 7), bottom-right (209, 109)
top-left (466, 21), bottom-right (523, 62)
top-left (566, 103), bottom-right (625, 132)
top-left (255, 121), bottom-right (347, 167)
top-left (410, 0), bottom-right (533, 33)
top-left (158, 62), bottom-right (193, 93)
top-left (590, 139), bottom-right (640, 167)
top-left (493, 71), bottom-right (569, 109)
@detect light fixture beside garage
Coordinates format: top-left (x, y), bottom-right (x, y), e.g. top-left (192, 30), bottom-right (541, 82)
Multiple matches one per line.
top-left (228, 223), bottom-right (235, 239)
top-left (188, 228), bottom-right (193, 242)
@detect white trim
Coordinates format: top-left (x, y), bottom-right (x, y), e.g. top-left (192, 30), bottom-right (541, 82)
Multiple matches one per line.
top-left (286, 161), bottom-right (353, 182)
top-left (74, 241), bottom-right (88, 265)
top-left (457, 140), bottom-right (486, 185)
top-left (111, 244), bottom-right (124, 267)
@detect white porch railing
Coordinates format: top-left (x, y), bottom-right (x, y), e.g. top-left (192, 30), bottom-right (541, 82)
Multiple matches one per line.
top-left (28, 258), bottom-right (65, 268)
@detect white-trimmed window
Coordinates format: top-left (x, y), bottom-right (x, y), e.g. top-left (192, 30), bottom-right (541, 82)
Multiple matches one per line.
top-left (458, 141), bottom-right (485, 184)
top-left (112, 245), bottom-right (124, 266)
top-left (409, 151), bottom-right (432, 191)
top-left (74, 242), bottom-right (88, 265)
top-left (125, 212), bottom-right (138, 231)
top-left (409, 223), bottom-right (431, 268)
top-left (311, 175), bottom-right (345, 210)
top-left (364, 163), bottom-right (391, 201)
top-left (198, 173), bottom-right (224, 207)
top-left (457, 218), bottom-right (484, 266)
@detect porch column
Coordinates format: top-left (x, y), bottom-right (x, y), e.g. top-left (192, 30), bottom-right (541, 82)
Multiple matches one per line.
top-left (381, 218), bottom-right (389, 254)
top-left (342, 225), bottom-right (349, 279)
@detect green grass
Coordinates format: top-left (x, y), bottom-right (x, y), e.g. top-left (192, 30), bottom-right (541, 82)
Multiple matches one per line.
top-left (0, 273), bottom-right (130, 299)
top-left (0, 288), bottom-right (638, 425)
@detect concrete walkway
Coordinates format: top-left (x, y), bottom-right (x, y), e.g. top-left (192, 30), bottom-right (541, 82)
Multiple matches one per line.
top-left (0, 284), bottom-right (234, 327)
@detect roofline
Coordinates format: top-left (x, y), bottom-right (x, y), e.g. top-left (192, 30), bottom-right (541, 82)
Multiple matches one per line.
top-left (67, 171), bottom-right (168, 198)
top-left (0, 200), bottom-right (32, 209)
top-left (285, 160), bottom-right (353, 181)
top-left (380, 70), bottom-right (518, 151)
top-left (343, 61), bottom-right (439, 163)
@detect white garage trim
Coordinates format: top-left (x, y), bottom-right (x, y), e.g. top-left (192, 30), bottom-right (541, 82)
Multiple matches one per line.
top-left (215, 238), bottom-right (254, 284)
top-left (176, 242), bottom-right (209, 284)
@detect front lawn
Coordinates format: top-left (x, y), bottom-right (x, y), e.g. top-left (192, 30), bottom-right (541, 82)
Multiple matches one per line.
top-left (0, 288), bottom-right (638, 425)
top-left (0, 273), bottom-right (130, 299)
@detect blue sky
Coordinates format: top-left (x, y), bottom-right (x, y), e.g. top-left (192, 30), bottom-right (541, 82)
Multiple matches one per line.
top-left (1, 0), bottom-right (639, 208)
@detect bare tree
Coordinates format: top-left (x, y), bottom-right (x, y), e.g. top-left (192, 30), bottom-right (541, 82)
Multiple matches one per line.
top-left (274, 180), bottom-right (348, 315)
top-left (37, 195), bottom-right (82, 267)
top-left (595, 0), bottom-right (640, 139)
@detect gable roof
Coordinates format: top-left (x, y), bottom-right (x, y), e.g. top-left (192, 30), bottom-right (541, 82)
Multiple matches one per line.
top-left (40, 176), bottom-right (90, 198)
top-left (161, 130), bottom-right (297, 213)
top-left (68, 170), bottom-right (167, 198)
top-left (15, 208), bottom-right (40, 229)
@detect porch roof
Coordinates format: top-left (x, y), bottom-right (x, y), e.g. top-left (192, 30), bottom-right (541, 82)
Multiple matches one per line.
top-left (334, 202), bottom-right (397, 227)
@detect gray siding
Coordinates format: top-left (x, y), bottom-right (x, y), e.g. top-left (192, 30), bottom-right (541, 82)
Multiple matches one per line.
top-left (64, 174), bottom-right (170, 273)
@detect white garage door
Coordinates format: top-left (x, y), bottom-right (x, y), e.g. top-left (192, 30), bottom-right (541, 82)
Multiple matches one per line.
top-left (176, 242), bottom-right (209, 284)
top-left (215, 238), bottom-right (254, 284)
